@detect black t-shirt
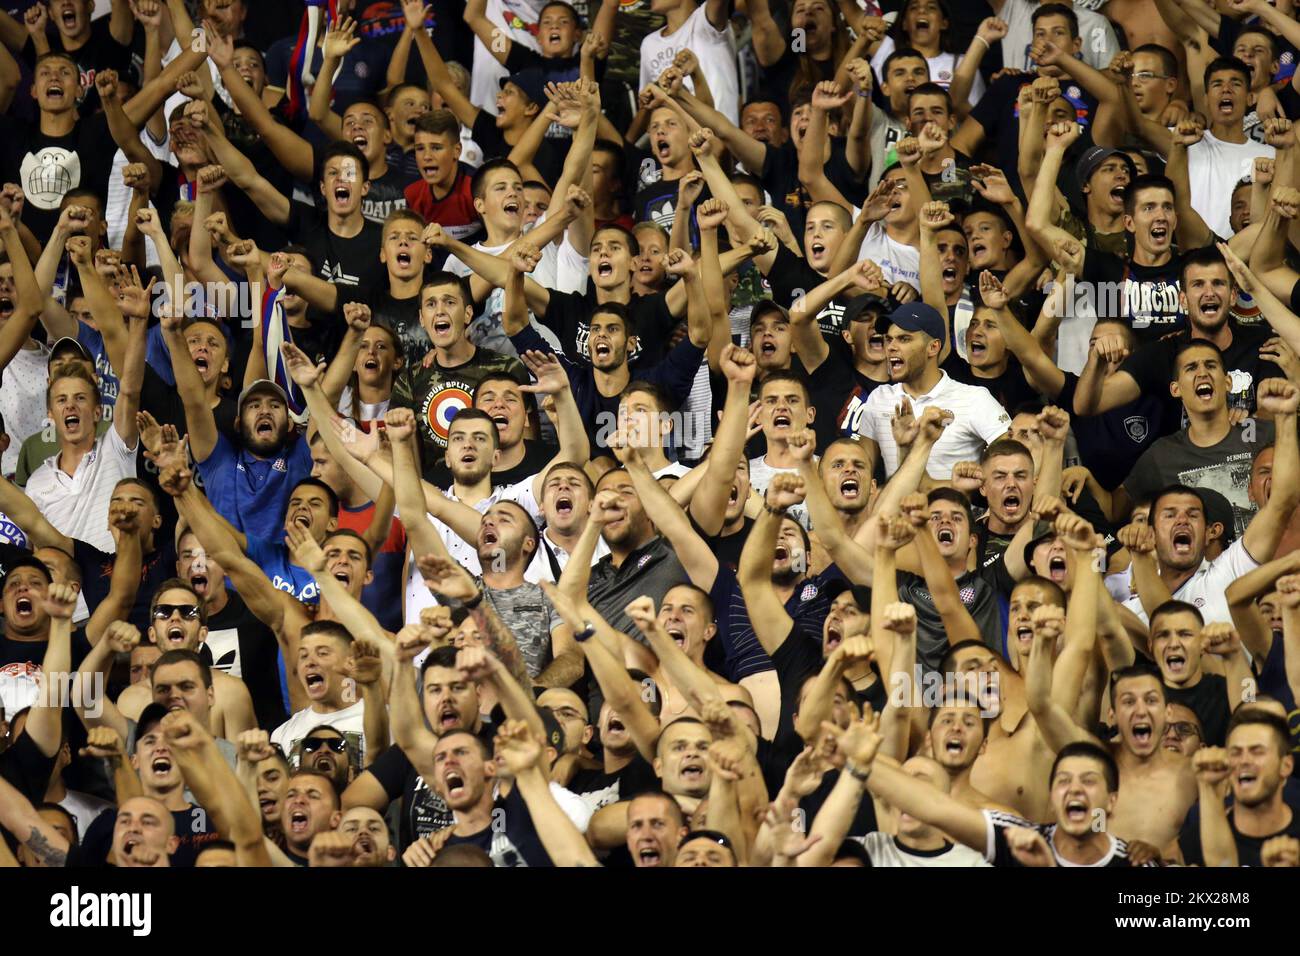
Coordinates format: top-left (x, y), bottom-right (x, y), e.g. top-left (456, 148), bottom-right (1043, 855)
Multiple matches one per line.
top-left (704, 518), bottom-right (753, 576)
top-left (837, 367), bottom-right (890, 439)
top-left (309, 142), bottom-right (415, 225)
top-left (0, 629), bottom-right (93, 670)
top-left (471, 111), bottom-right (564, 187)
top-left (0, 112), bottom-right (116, 244)
top-left (68, 803), bottom-right (220, 868)
top-left (73, 538), bottom-right (178, 634)
top-left (0, 728), bottom-right (55, 804)
top-left (757, 46), bottom-right (836, 115)
top-left (1165, 673), bottom-right (1231, 747)
top-left (539, 287), bottom-right (677, 368)
top-left (369, 744), bottom-right (454, 852)
top-left (567, 753), bottom-right (658, 814)
top-left (759, 140), bottom-right (868, 237)
top-left (1120, 322), bottom-right (1282, 424)
top-left (1088, 250), bottom-right (1187, 345)
top-left (371, 288), bottom-right (429, 371)
top-left (1058, 371), bottom-right (1163, 490)
top-left (198, 590), bottom-right (287, 732)
top-left (1178, 803), bottom-right (1300, 867)
top-left (443, 785), bottom-right (553, 866)
top-left (943, 354), bottom-right (1040, 414)
top-left (898, 568), bottom-right (1003, 674)
top-left (286, 200), bottom-right (387, 298)
top-left (22, 16), bottom-right (136, 115)
top-left (764, 243), bottom-right (845, 339)
top-left (795, 347), bottom-right (859, 452)
top-left (801, 767), bottom-right (878, 841)
top-left (969, 73), bottom-right (1097, 194)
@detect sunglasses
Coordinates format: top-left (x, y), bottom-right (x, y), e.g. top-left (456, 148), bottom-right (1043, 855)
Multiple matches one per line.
top-left (153, 603), bottom-right (200, 620)
top-left (302, 736), bottom-right (347, 754)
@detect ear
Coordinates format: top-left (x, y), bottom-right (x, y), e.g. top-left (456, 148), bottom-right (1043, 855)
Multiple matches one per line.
top-left (473, 196), bottom-right (486, 216)
top-left (152, 512), bottom-right (162, 530)
top-left (360, 179), bottom-right (371, 197)
top-left (653, 755), bottom-right (663, 778)
top-left (385, 845), bottom-right (397, 861)
top-left (198, 625), bottom-right (208, 644)
top-left (581, 724), bottom-right (594, 746)
top-left (363, 569), bottom-right (374, 586)
top-left (422, 244), bottom-right (432, 264)
top-left (329, 810), bottom-right (342, 829)
top-left (1123, 213), bottom-right (1135, 233)
top-left (166, 835), bottom-right (180, 856)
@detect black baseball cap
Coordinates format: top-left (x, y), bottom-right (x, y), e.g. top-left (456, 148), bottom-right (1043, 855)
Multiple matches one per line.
top-left (134, 703), bottom-right (171, 747)
top-left (823, 579), bottom-right (872, 613)
top-left (1075, 145), bottom-right (1135, 191)
top-left (501, 68), bottom-right (546, 106)
top-left (843, 292), bottom-right (890, 326)
top-left (48, 336), bottom-right (92, 363)
top-left (885, 302), bottom-right (946, 345)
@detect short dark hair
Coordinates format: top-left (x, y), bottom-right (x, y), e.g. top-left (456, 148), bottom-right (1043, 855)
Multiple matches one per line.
top-left (414, 109), bottom-right (460, 140)
top-left (1050, 741), bottom-right (1119, 792)
top-left (1180, 245), bottom-right (1232, 284)
top-left (421, 270), bottom-right (474, 308)
top-left (1170, 339), bottom-right (1227, 382)
top-left (1226, 708), bottom-right (1291, 756)
top-left (591, 222), bottom-right (639, 256)
top-left (323, 528), bottom-right (374, 568)
top-left (1150, 483), bottom-right (1206, 519)
top-left (287, 768), bottom-right (341, 807)
top-left (152, 649), bottom-right (212, 688)
top-left (300, 619), bottom-right (355, 649)
top-left (882, 47), bottom-right (929, 78)
top-left (1108, 662), bottom-right (1165, 701)
top-left (112, 477), bottom-right (160, 513)
top-left (627, 789), bottom-right (685, 826)
top-left (655, 716), bottom-right (706, 755)
top-left (319, 141), bottom-right (370, 185)
top-left (940, 638), bottom-right (1000, 675)
top-left (420, 644), bottom-right (461, 679)
top-left (447, 407), bottom-right (500, 448)
top-left (1123, 173), bottom-right (1176, 215)
top-left (471, 158), bottom-right (522, 201)
top-left (590, 300), bottom-right (634, 336)
top-left (980, 438), bottom-right (1034, 467)
top-left (1132, 43), bottom-right (1178, 78)
top-left (1032, 2), bottom-right (1079, 38)
top-left (1204, 55), bottom-right (1253, 92)
top-left (1235, 26), bottom-right (1280, 61)
top-left (927, 486), bottom-right (974, 528)
top-left (1149, 599), bottom-right (1205, 632)
top-left (908, 82), bottom-right (954, 113)
top-left (1012, 575), bottom-right (1067, 611)
top-left (757, 368), bottom-right (812, 404)
top-left (289, 477), bottom-right (340, 518)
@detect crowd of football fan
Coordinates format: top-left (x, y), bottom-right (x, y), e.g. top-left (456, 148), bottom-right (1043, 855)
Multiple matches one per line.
top-left (0, 0), bottom-right (1298, 870)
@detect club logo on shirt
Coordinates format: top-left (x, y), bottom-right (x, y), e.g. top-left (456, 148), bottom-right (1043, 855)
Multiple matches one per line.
top-left (800, 583), bottom-right (818, 602)
top-left (647, 198), bottom-right (675, 230)
top-left (421, 382), bottom-right (474, 445)
top-left (1123, 416), bottom-right (1149, 443)
top-left (636, 553), bottom-right (653, 570)
top-left (20, 147), bottom-right (80, 210)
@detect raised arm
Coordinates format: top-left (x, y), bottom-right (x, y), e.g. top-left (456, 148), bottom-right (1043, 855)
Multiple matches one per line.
top-left (616, 444), bottom-right (718, 588)
top-left (498, 720), bottom-right (600, 866)
top-left (689, 345), bottom-right (756, 535)
top-left (1192, 747), bottom-right (1240, 867)
top-left (307, 18), bottom-right (360, 143)
top-left (1244, 379), bottom-right (1300, 561)
top-left (737, 476), bottom-right (804, 657)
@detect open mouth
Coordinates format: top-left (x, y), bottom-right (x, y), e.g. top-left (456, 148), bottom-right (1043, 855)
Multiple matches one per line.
top-left (122, 837), bottom-right (140, 857)
top-left (166, 625), bottom-right (186, 646)
top-left (679, 759), bottom-right (705, 782)
top-left (331, 567), bottom-right (352, 587)
top-left (944, 736), bottom-right (964, 757)
top-left (1172, 529), bottom-right (1194, 554)
top-left (503, 199), bottom-right (520, 216)
top-left (637, 845), bottom-right (662, 865)
top-left (666, 626), bottom-right (687, 648)
top-left (548, 30), bottom-right (563, 45)
top-left (363, 357), bottom-right (380, 371)
top-left (351, 133), bottom-right (370, 151)
top-left (774, 545), bottom-right (789, 562)
top-left (971, 240), bottom-right (988, 259)
top-left (809, 241), bottom-right (826, 258)
top-left (1110, 186), bottom-right (1125, 203)
top-left (1064, 799), bottom-right (1088, 823)
top-left (1218, 96), bottom-right (1234, 115)
top-left (825, 624), bottom-right (843, 652)
top-left (1164, 651), bottom-right (1187, 675)
top-left (555, 495), bottom-right (574, 518)
top-left (304, 671), bottom-right (326, 692)
top-left (255, 417), bottom-right (275, 438)
top-left (597, 260), bottom-right (614, 278)
top-left (1193, 381), bottom-right (1214, 399)
top-left (840, 478), bottom-right (861, 500)
top-left (189, 573), bottom-right (209, 596)
top-left (772, 413), bottom-right (791, 429)
top-left (1149, 223), bottom-right (1169, 242)
top-left (63, 413), bottom-right (81, 430)
top-left (936, 528), bottom-right (955, 545)
top-left (15, 596), bottom-right (33, 616)
top-left (151, 756), bottom-right (172, 775)
top-left (292, 512), bottom-right (313, 530)
top-left (969, 338), bottom-right (987, 358)
top-left (942, 266), bottom-right (957, 282)
top-left (728, 485), bottom-right (739, 505)
top-left (1237, 769), bottom-right (1258, 787)
top-left (759, 338), bottom-right (776, 358)
top-left (888, 356), bottom-right (905, 375)
top-left (311, 752), bottom-right (336, 773)
top-left (655, 138), bottom-right (671, 159)
top-left (1048, 555), bottom-right (1068, 581)
top-left (289, 809), bottom-right (309, 833)
top-left (1198, 298), bottom-right (1221, 319)
top-left (1131, 721), bottom-right (1152, 745)
top-left (47, 82), bottom-right (66, 100)
top-left (481, 528), bottom-right (499, 547)
top-left (1015, 625), bottom-right (1033, 646)
top-left (354, 835), bottom-right (375, 855)
top-left (0, 296), bottom-right (14, 318)
top-left (396, 250), bottom-right (412, 268)
top-left (420, 162), bottom-right (439, 179)
top-left (1002, 492), bottom-right (1021, 514)
top-left (438, 704), bottom-right (461, 730)
top-left (459, 452), bottom-right (478, 467)
top-left (258, 795), bottom-right (278, 814)
top-left (593, 341), bottom-right (612, 359)
top-left (433, 319), bottom-right (452, 336)
top-left (607, 715), bottom-right (626, 735)
top-left (444, 769), bottom-right (466, 798)
top-left (194, 354), bottom-right (210, 373)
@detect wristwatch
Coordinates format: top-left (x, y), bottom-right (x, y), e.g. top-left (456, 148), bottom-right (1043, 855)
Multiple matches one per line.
top-left (845, 761), bottom-right (872, 783)
top-left (574, 620), bottom-right (597, 643)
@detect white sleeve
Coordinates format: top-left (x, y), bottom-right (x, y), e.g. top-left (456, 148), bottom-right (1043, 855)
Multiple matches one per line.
top-left (972, 388), bottom-right (1013, 444)
top-left (555, 234), bottom-right (590, 295)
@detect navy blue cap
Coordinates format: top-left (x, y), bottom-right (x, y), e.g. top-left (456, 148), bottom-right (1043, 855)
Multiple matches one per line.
top-left (501, 68), bottom-right (546, 106)
top-left (886, 302), bottom-right (946, 345)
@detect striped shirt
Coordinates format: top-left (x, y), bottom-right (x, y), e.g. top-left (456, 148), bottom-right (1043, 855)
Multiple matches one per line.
top-left (858, 372), bottom-right (1011, 479)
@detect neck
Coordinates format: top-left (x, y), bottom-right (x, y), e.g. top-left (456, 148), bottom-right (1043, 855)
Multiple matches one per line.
top-left (762, 439), bottom-right (798, 469)
top-left (885, 219), bottom-right (920, 245)
top-left (1233, 792), bottom-right (1291, 837)
top-left (57, 436), bottom-right (96, 476)
top-left (1209, 120), bottom-right (1246, 143)
top-left (368, 152), bottom-right (388, 179)
top-left (1131, 243), bottom-right (1172, 267)
top-left (39, 108), bottom-right (77, 138)
top-left (987, 512), bottom-right (1024, 536)
top-left (903, 365), bottom-right (943, 398)
top-left (310, 696), bottom-right (348, 715)
top-left (1051, 826), bottom-right (1111, 865)
top-left (899, 827), bottom-right (948, 852)
top-left (1157, 560), bottom-right (1198, 593)
top-left (546, 524), bottom-right (584, 556)
top-left (664, 2), bottom-right (693, 30)
top-left (594, 196), bottom-right (619, 220)
top-left (603, 747), bottom-right (635, 775)
top-left (593, 363), bottom-right (632, 396)
top-left (437, 339), bottom-right (476, 367)
top-left (855, 355), bottom-right (889, 380)
top-left (339, 484), bottom-right (371, 509)
top-left (454, 474), bottom-right (494, 506)
top-left (389, 272), bottom-right (422, 298)
top-left (481, 565), bottom-right (525, 589)
top-left (1191, 321), bottom-right (1232, 350)
top-left (150, 784), bottom-right (190, 813)
top-left (454, 795), bottom-right (497, 834)
top-left (1088, 204), bottom-right (1124, 234)
top-left (355, 378), bottom-right (391, 406)
top-left (484, 220), bottom-right (520, 247)
top-left (970, 357), bottom-right (1009, 380)
top-left (593, 282), bottom-right (631, 305)
top-left (204, 586), bottom-right (230, 617)
top-left (328, 210), bottom-right (364, 238)
top-left (839, 507), bottom-right (869, 539)
top-left (1185, 407), bottom-right (1231, 446)
top-left (661, 156), bottom-right (695, 180)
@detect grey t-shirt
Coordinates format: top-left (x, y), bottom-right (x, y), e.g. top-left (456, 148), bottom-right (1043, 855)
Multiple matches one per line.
top-left (1123, 421), bottom-right (1274, 537)
top-left (587, 536), bottom-right (689, 638)
top-left (898, 569), bottom-right (1004, 675)
top-left (478, 577), bottom-right (562, 679)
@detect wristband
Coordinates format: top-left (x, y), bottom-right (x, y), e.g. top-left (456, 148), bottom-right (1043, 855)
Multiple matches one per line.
top-left (574, 620), bottom-right (597, 643)
top-left (461, 589), bottom-right (484, 611)
top-left (763, 502), bottom-right (788, 515)
top-left (845, 761), bottom-right (872, 782)
top-left (857, 89), bottom-right (871, 97)
top-left (973, 35), bottom-right (989, 50)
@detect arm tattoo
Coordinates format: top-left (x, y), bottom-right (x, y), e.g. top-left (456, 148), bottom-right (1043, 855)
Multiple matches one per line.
top-left (469, 601), bottom-right (530, 687)
top-left (25, 826), bottom-right (68, 867)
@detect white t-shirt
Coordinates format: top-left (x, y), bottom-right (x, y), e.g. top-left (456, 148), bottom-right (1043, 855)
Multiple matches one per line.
top-left (857, 220), bottom-right (921, 290)
top-left (858, 831), bottom-right (991, 867)
top-left (1186, 131), bottom-right (1273, 239)
top-left (25, 426), bottom-right (138, 553)
top-left (999, 0), bottom-right (1119, 73)
top-left (748, 455), bottom-right (813, 529)
top-left (1122, 537), bottom-right (1260, 627)
top-left (272, 699), bottom-right (368, 766)
top-left (870, 38), bottom-right (986, 107)
top-left (524, 528), bottom-right (612, 584)
top-left (639, 4), bottom-right (740, 124)
top-left (0, 342), bottom-right (49, 477)
top-left (858, 372), bottom-right (1011, 478)
top-left (469, 0), bottom-right (547, 113)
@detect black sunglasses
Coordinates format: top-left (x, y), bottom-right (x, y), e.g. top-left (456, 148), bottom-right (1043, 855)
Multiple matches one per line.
top-left (302, 736), bottom-right (347, 754)
top-left (153, 603), bottom-right (200, 620)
